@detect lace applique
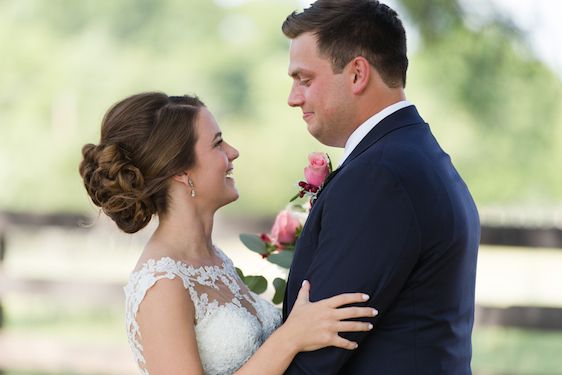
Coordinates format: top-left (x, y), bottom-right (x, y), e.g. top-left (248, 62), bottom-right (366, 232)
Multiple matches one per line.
top-left (124, 247), bottom-right (282, 375)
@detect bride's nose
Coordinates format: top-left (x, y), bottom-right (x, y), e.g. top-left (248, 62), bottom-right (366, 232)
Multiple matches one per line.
top-left (227, 142), bottom-right (239, 161)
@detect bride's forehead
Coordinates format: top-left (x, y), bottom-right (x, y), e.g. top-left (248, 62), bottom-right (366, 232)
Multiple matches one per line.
top-left (196, 108), bottom-right (221, 135)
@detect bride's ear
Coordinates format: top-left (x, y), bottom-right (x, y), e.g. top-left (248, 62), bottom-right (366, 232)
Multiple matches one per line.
top-left (172, 171), bottom-right (190, 186)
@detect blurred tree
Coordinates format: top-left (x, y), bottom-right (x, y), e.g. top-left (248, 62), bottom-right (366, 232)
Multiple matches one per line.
top-left (0, 0), bottom-right (560, 215)
top-left (400, 0), bottom-right (465, 43)
top-left (399, 0), bottom-right (562, 203)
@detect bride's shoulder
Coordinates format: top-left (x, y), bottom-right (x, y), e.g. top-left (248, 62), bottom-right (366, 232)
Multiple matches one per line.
top-left (131, 255), bottom-right (182, 275)
top-left (212, 245), bottom-right (235, 268)
top-left (125, 255), bottom-right (195, 297)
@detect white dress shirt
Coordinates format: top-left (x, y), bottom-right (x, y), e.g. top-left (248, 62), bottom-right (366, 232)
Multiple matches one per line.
top-left (339, 100), bottom-right (413, 167)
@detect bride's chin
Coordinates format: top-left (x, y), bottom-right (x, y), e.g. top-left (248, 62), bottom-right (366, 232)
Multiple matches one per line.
top-left (224, 190), bottom-right (240, 205)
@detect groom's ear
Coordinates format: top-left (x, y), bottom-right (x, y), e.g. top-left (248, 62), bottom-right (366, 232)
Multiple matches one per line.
top-left (349, 56), bottom-right (371, 95)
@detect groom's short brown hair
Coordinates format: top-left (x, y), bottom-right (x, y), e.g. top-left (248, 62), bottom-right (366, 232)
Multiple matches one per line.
top-left (282, 0), bottom-right (408, 88)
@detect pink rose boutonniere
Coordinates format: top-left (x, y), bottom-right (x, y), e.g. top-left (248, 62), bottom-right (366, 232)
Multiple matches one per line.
top-left (290, 152), bottom-right (332, 203)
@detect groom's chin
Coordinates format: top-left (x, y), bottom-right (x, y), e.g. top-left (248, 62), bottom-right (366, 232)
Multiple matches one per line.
top-left (310, 131), bottom-right (342, 148)
top-left (307, 124), bottom-right (324, 143)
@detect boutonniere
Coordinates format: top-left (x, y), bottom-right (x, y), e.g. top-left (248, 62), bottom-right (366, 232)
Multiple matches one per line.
top-left (290, 152), bottom-right (332, 204)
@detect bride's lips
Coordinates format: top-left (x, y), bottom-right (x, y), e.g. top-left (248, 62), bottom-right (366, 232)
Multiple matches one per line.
top-left (226, 167), bottom-right (234, 181)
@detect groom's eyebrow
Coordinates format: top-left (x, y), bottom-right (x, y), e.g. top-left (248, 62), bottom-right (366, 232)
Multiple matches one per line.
top-left (289, 69), bottom-right (300, 78)
top-left (289, 68), bottom-right (312, 79)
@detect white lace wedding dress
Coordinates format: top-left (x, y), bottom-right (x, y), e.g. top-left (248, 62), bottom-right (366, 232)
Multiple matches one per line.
top-left (124, 246), bottom-right (282, 375)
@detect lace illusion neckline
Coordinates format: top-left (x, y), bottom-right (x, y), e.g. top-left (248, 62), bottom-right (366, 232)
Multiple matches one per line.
top-left (131, 247), bottom-right (228, 277)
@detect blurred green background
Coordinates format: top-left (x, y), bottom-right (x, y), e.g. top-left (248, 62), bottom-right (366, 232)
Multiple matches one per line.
top-left (1, 0), bottom-right (561, 216)
top-left (1, 0), bottom-right (561, 374)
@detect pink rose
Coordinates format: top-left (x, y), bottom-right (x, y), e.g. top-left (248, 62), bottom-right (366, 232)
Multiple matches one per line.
top-left (304, 152), bottom-right (330, 187)
top-left (270, 210), bottom-right (301, 245)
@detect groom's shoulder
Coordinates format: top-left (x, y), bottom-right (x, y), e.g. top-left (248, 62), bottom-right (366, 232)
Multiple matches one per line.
top-left (350, 136), bottom-right (425, 171)
top-left (341, 137), bottom-right (437, 191)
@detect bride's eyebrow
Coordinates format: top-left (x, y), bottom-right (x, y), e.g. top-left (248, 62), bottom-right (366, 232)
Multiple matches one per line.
top-left (212, 132), bottom-right (222, 143)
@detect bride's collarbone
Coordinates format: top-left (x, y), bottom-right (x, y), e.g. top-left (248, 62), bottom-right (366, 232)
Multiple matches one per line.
top-left (138, 244), bottom-right (223, 270)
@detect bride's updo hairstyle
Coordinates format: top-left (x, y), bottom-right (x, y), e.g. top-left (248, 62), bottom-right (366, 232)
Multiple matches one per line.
top-left (79, 92), bottom-right (205, 234)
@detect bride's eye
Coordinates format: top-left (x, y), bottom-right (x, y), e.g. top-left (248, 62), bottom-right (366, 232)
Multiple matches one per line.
top-left (214, 139), bottom-right (224, 148)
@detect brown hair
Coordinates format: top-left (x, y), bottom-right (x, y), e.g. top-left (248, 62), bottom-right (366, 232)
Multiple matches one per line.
top-left (79, 92), bottom-right (204, 233)
top-left (282, 0), bottom-right (408, 88)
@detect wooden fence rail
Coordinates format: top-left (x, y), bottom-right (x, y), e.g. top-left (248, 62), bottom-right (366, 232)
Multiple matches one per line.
top-left (481, 225), bottom-right (562, 248)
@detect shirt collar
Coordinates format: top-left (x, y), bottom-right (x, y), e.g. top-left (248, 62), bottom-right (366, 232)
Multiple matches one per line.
top-left (339, 100), bottom-right (412, 167)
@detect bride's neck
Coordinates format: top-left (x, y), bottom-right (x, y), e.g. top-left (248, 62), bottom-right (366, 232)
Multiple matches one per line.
top-left (149, 204), bottom-right (216, 261)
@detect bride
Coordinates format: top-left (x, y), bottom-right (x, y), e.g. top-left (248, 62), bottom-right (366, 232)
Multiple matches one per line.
top-left (79, 92), bottom-right (377, 375)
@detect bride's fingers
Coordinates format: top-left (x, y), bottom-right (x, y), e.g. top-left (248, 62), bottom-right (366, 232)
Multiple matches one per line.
top-left (331, 336), bottom-right (359, 350)
top-left (334, 306), bottom-right (378, 320)
top-left (336, 321), bottom-right (373, 333)
top-left (323, 292), bottom-right (370, 308)
top-left (294, 280), bottom-right (311, 306)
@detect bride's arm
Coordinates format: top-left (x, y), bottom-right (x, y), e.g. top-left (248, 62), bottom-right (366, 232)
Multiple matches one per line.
top-left (136, 279), bottom-right (376, 375)
top-left (135, 277), bottom-right (205, 375)
top-left (235, 281), bottom-right (377, 375)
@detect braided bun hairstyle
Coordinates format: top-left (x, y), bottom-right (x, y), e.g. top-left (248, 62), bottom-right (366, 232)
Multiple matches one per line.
top-left (79, 92), bottom-right (204, 233)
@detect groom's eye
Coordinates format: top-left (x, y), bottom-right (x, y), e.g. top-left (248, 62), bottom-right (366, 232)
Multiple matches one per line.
top-left (300, 79), bottom-right (311, 87)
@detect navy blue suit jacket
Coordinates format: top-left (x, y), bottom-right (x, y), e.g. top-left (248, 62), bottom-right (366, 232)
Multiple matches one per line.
top-left (283, 106), bottom-right (480, 374)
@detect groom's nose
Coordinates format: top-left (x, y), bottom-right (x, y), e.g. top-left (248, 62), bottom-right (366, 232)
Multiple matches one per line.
top-left (288, 83), bottom-right (304, 107)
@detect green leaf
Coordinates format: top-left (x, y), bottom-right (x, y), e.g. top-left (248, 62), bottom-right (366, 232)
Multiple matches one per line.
top-left (235, 266), bottom-right (267, 294)
top-left (235, 267), bottom-right (245, 279)
top-left (272, 277), bottom-right (286, 305)
top-left (267, 250), bottom-right (294, 269)
top-left (289, 192), bottom-right (301, 202)
top-left (239, 233), bottom-right (267, 254)
top-left (243, 275), bottom-right (268, 294)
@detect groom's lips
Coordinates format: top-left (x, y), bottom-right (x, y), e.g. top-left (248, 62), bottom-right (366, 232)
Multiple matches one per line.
top-left (303, 112), bottom-right (313, 121)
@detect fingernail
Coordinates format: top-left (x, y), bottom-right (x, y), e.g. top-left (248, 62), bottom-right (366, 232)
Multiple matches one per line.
top-left (302, 280), bottom-right (308, 287)
top-left (354, 343), bottom-right (359, 349)
top-left (362, 294), bottom-right (369, 301)
top-left (368, 323), bottom-right (373, 330)
top-left (372, 308), bottom-right (378, 316)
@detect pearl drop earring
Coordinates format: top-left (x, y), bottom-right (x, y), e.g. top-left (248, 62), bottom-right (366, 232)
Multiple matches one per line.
top-left (188, 177), bottom-right (196, 198)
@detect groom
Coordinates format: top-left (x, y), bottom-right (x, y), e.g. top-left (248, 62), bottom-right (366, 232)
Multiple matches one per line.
top-left (281, 1), bottom-right (480, 374)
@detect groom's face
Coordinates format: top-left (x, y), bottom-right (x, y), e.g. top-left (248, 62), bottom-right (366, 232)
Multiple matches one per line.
top-left (287, 32), bottom-right (353, 147)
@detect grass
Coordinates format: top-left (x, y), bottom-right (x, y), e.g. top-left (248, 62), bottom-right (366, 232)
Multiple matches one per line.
top-left (472, 327), bottom-right (562, 375)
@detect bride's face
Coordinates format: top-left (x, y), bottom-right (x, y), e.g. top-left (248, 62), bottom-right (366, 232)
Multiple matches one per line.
top-left (189, 107), bottom-right (240, 209)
